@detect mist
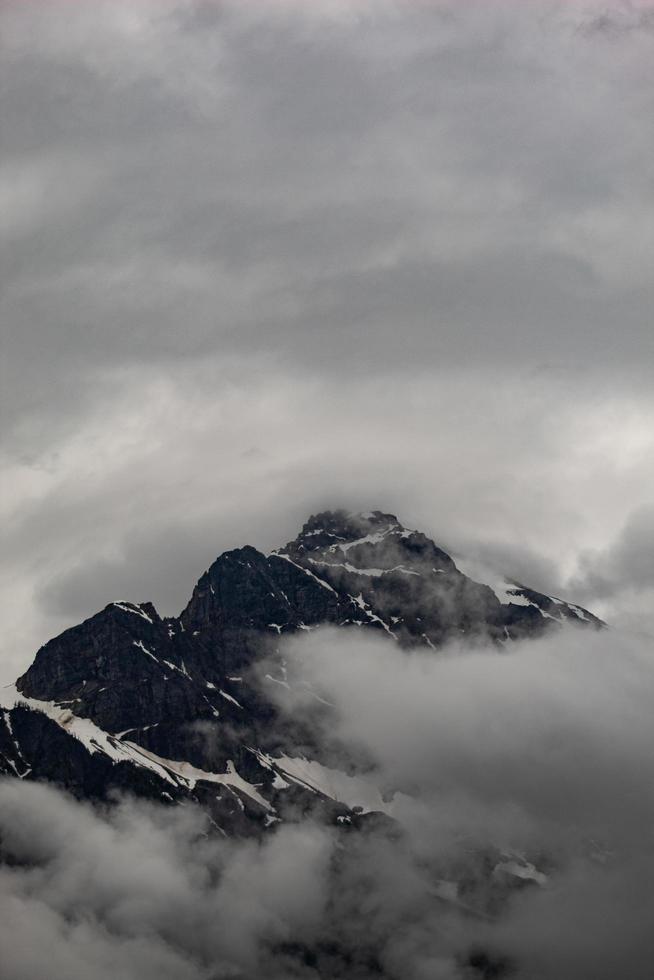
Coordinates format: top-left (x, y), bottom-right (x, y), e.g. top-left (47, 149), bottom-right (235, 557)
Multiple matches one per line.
top-left (2, 623), bottom-right (653, 979)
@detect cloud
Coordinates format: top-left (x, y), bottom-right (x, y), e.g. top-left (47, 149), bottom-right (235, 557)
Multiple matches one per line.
top-left (265, 624), bottom-right (654, 977)
top-left (0, 780), bottom-right (335, 980)
top-left (572, 505), bottom-right (654, 599)
top-left (1, 2), bottom-right (651, 972)
top-left (275, 626), bottom-right (654, 840)
top-left (2, 0), bottom-right (652, 414)
top-left (3, 623), bottom-right (654, 978)
top-left (2, 0), bottom-right (653, 439)
top-left (1, 363), bottom-right (653, 684)
top-left (567, 506), bottom-right (654, 634)
top-left (0, 2), bottom-right (652, 673)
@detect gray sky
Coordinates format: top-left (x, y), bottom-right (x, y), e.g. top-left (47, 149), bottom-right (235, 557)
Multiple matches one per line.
top-left (1, 0), bottom-right (653, 682)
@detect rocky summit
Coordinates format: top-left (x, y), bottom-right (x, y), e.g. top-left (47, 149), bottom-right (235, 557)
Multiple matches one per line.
top-left (1, 510), bottom-right (602, 835)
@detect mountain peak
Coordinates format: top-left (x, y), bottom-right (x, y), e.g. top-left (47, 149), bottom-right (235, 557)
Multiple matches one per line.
top-left (3, 506), bottom-right (603, 844)
top-left (283, 509), bottom-right (404, 556)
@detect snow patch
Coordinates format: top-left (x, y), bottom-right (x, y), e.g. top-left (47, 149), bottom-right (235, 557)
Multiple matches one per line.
top-left (273, 553), bottom-right (338, 594)
top-left (268, 754), bottom-right (396, 815)
top-left (567, 603), bottom-right (591, 622)
top-left (339, 529), bottom-right (393, 553)
top-left (132, 640), bottom-right (158, 663)
top-left (112, 601), bottom-right (154, 624)
top-left (307, 558), bottom-right (420, 578)
top-left (265, 673), bottom-right (290, 690)
top-left (0, 686), bottom-right (271, 809)
top-left (351, 594), bottom-right (396, 638)
top-left (493, 855), bottom-right (548, 887)
top-left (219, 689), bottom-right (242, 709)
top-left (452, 558), bottom-right (533, 607)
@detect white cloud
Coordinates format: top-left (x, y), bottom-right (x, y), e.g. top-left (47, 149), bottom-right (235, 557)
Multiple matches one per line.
top-left (3, 621), bottom-right (654, 978)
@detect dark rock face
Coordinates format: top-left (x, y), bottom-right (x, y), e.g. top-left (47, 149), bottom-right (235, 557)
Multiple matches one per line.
top-left (4, 509), bottom-right (602, 837)
top-left (16, 601), bottom-right (213, 734)
top-left (0, 704), bottom-right (181, 802)
top-left (179, 545), bottom-right (360, 677)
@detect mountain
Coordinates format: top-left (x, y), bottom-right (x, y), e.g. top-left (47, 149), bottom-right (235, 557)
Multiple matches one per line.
top-left (0, 509), bottom-right (602, 836)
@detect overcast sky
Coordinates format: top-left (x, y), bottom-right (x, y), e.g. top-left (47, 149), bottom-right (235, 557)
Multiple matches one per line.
top-left (1, 0), bottom-right (653, 683)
